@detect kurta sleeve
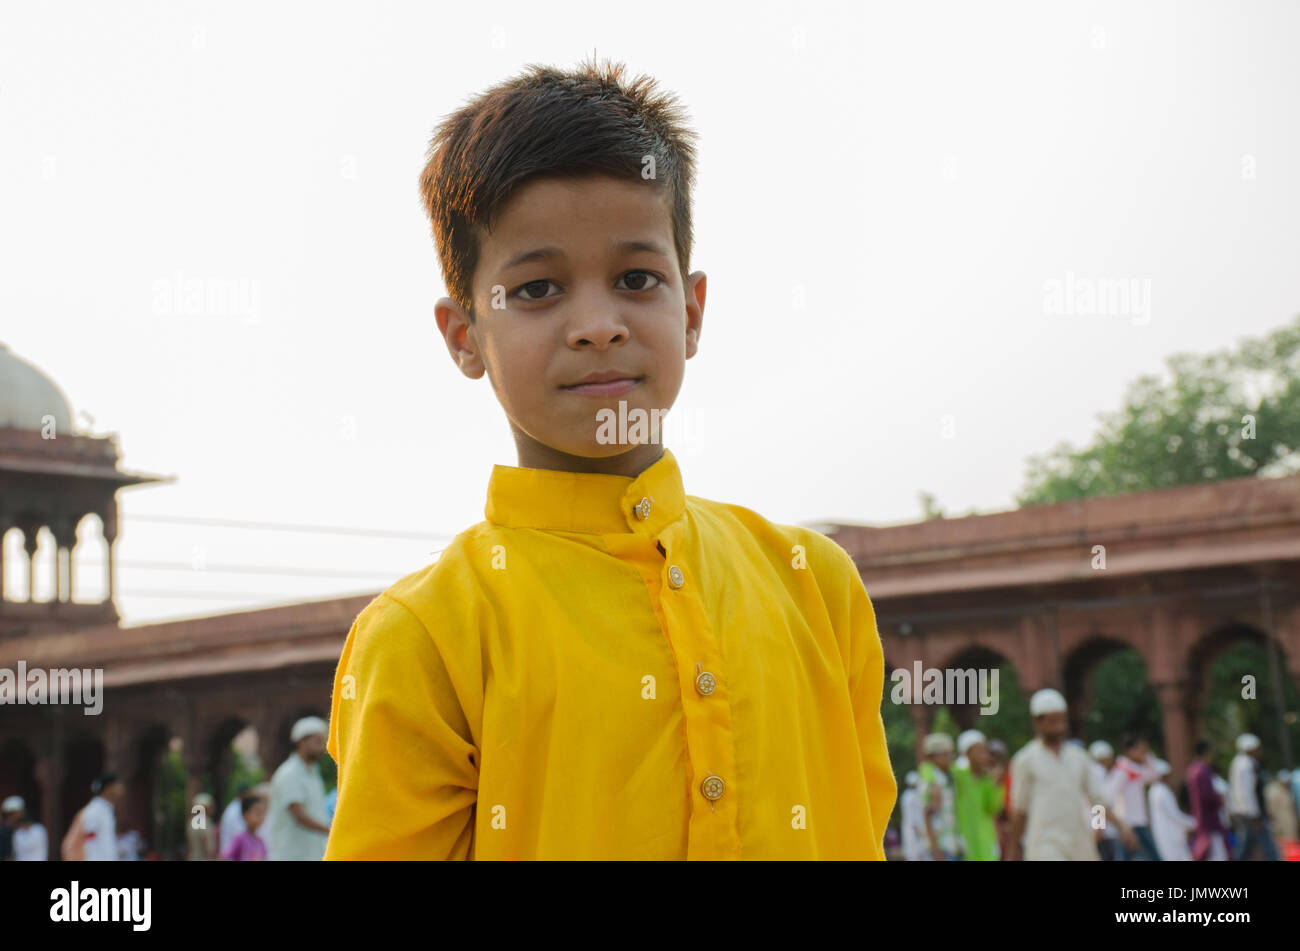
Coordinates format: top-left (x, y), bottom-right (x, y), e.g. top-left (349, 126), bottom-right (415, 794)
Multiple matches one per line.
top-left (986, 774), bottom-right (1006, 816)
top-left (1010, 754), bottom-right (1033, 816)
top-left (1099, 765), bottom-right (1122, 812)
top-left (841, 553), bottom-right (898, 857)
top-left (325, 593), bottom-right (480, 860)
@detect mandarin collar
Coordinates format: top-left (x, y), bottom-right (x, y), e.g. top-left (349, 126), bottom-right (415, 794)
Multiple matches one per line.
top-left (484, 449), bottom-right (686, 535)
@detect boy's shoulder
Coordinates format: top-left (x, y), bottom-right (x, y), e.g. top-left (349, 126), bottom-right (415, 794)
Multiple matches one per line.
top-left (352, 522), bottom-right (499, 633)
top-left (684, 493), bottom-right (862, 582)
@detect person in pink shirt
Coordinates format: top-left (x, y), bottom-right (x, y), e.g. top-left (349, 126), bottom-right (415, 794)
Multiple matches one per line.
top-left (220, 796), bottom-right (268, 861)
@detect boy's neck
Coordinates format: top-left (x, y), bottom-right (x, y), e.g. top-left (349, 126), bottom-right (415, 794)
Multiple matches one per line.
top-left (513, 435), bottom-right (666, 478)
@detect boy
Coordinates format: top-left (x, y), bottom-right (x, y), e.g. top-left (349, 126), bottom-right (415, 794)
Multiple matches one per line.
top-left (325, 57), bottom-right (895, 860)
top-left (952, 729), bottom-right (1004, 861)
top-left (220, 796), bottom-right (269, 862)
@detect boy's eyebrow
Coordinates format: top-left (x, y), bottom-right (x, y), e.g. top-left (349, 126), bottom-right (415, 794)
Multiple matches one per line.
top-left (501, 240), bottom-right (672, 271)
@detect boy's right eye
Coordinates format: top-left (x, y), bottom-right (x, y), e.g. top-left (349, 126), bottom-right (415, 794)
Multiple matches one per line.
top-left (513, 279), bottom-right (559, 301)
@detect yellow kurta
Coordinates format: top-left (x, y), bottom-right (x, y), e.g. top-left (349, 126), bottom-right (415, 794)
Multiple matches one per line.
top-left (325, 449), bottom-right (895, 859)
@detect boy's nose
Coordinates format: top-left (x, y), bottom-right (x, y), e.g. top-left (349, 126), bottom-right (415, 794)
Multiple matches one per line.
top-left (567, 314), bottom-right (630, 349)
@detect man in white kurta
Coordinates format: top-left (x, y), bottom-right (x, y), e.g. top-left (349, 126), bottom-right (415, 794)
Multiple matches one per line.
top-left (267, 716), bottom-right (331, 861)
top-left (1009, 689), bottom-right (1135, 860)
top-left (1147, 759), bottom-right (1195, 861)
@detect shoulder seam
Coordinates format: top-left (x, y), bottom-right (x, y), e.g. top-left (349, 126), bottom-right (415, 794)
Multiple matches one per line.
top-left (369, 590), bottom-right (475, 714)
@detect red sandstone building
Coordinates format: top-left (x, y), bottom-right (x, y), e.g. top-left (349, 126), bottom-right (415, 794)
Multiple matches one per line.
top-left (1, 344), bottom-right (1297, 855)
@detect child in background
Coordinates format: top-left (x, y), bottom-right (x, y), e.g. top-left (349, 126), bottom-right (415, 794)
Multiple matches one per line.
top-left (220, 796), bottom-right (268, 861)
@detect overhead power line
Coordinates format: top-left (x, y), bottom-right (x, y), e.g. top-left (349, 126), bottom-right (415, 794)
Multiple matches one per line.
top-left (79, 559), bottom-right (419, 581)
top-left (125, 513), bottom-right (457, 541)
top-left (118, 589), bottom-right (377, 601)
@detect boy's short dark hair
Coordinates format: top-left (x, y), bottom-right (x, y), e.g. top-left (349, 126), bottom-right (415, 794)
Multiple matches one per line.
top-left (418, 56), bottom-right (699, 322)
top-left (239, 794), bottom-right (265, 817)
top-left (1194, 739), bottom-right (1212, 756)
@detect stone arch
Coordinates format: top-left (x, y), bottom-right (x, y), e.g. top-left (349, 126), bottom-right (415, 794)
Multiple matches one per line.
top-left (127, 723), bottom-right (176, 856)
top-left (1187, 621), bottom-right (1298, 769)
top-left (1187, 621), bottom-right (1289, 696)
top-left (59, 731), bottom-right (105, 836)
top-left (30, 526), bottom-right (57, 602)
top-left (2, 525), bottom-right (28, 602)
top-left (72, 512), bottom-right (108, 603)
top-left (206, 716), bottom-right (253, 806)
top-left (0, 736), bottom-right (40, 822)
top-left (1063, 636), bottom-right (1130, 716)
top-left (931, 644), bottom-right (1016, 731)
top-left (1063, 635), bottom-right (1163, 752)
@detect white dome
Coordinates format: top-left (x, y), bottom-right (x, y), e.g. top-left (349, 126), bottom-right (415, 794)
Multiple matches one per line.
top-left (0, 342), bottom-right (74, 434)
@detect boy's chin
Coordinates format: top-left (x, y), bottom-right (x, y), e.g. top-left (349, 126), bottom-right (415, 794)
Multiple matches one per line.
top-left (550, 436), bottom-right (665, 460)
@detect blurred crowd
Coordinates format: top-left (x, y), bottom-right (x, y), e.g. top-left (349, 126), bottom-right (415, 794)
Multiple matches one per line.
top-left (1, 715), bottom-right (335, 862)
top-left (887, 688), bottom-right (1300, 861)
top-left (6, 699), bottom-right (1295, 862)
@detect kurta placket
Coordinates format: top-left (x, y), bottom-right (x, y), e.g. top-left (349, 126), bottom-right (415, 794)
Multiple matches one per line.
top-left (618, 473), bottom-right (742, 860)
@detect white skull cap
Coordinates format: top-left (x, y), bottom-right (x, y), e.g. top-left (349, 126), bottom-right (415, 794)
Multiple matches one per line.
top-left (291, 715), bottom-right (328, 743)
top-left (1029, 688), bottom-right (1067, 716)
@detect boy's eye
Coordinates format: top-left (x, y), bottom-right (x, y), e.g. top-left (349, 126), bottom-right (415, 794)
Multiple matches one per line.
top-left (515, 279), bottom-right (559, 301)
top-left (617, 270), bottom-right (663, 292)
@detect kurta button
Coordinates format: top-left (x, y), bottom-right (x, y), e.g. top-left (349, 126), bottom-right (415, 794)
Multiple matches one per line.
top-left (701, 774), bottom-right (725, 802)
top-left (634, 497), bottom-right (652, 520)
top-left (667, 565), bottom-right (685, 589)
top-left (694, 663), bottom-right (716, 696)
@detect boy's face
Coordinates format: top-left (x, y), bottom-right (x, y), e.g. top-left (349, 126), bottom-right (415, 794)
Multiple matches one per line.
top-left (436, 173), bottom-right (705, 474)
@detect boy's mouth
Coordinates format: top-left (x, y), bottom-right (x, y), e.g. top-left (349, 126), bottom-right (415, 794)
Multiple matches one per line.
top-left (560, 372), bottom-right (644, 396)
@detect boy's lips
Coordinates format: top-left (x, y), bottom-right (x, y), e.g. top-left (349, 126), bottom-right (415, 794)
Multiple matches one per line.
top-left (560, 376), bottom-right (643, 396)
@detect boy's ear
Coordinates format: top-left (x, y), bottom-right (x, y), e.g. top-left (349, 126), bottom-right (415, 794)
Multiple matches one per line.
top-left (684, 270), bottom-right (706, 360)
top-left (435, 297), bottom-right (486, 379)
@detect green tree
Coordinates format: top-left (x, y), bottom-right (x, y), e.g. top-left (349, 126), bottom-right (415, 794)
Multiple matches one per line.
top-left (918, 492), bottom-right (946, 520)
top-left (318, 752), bottom-right (337, 794)
top-left (154, 748), bottom-right (189, 861)
top-left (882, 693), bottom-right (917, 782)
top-left (1017, 315), bottom-right (1300, 505)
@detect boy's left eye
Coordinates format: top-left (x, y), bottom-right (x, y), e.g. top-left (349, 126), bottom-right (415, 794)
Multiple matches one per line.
top-left (617, 270), bottom-right (663, 292)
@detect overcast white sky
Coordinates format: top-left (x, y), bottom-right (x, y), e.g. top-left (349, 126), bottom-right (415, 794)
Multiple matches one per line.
top-left (3, 0), bottom-right (1298, 624)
